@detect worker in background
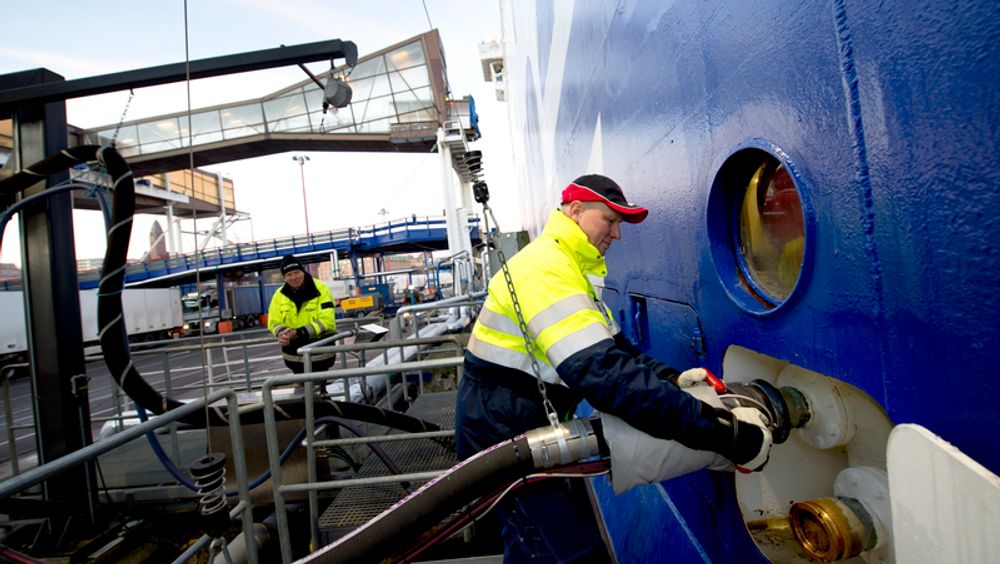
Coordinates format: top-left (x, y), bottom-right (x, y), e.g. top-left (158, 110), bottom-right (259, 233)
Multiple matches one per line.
top-left (268, 254), bottom-right (338, 376)
top-left (456, 174), bottom-right (773, 563)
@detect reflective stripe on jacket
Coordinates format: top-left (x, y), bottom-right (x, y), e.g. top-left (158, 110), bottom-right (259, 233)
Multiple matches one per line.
top-left (462, 209), bottom-right (727, 452)
top-left (267, 276), bottom-right (337, 362)
top-left (468, 209), bottom-right (616, 386)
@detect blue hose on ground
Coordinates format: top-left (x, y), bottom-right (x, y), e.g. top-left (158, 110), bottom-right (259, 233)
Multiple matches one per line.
top-left (135, 407), bottom-right (411, 496)
top-left (135, 403), bottom-right (305, 496)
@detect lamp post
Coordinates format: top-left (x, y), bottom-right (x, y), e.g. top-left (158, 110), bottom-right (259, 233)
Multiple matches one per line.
top-left (292, 155), bottom-right (311, 235)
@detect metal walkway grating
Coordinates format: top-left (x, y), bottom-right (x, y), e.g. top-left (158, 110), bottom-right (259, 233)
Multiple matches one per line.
top-left (318, 391), bottom-right (458, 544)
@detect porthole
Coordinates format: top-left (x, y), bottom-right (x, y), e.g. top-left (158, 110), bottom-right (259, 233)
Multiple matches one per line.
top-left (708, 144), bottom-right (812, 314)
top-left (739, 159), bottom-right (804, 302)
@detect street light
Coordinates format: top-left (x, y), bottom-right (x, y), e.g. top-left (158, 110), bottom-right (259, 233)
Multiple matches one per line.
top-left (292, 155), bottom-right (311, 235)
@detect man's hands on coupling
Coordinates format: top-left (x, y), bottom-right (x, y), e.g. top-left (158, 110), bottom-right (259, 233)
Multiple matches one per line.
top-left (670, 365), bottom-right (774, 472)
top-left (730, 407), bottom-right (773, 472)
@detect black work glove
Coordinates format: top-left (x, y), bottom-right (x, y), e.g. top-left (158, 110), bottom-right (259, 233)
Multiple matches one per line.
top-left (713, 407), bottom-right (773, 472)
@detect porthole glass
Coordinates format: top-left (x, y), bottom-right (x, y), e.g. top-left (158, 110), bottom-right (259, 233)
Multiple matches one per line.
top-left (738, 159), bottom-right (805, 303)
top-left (708, 144), bottom-right (811, 314)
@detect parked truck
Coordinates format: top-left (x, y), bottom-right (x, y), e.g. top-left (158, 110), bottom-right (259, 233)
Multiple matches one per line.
top-left (0, 288), bottom-right (183, 366)
top-left (180, 289), bottom-right (220, 335)
top-left (183, 279), bottom-right (359, 335)
top-left (228, 284), bottom-right (279, 330)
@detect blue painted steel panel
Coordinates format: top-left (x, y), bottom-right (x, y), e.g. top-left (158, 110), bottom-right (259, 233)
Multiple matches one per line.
top-left (504, 0), bottom-right (1000, 560)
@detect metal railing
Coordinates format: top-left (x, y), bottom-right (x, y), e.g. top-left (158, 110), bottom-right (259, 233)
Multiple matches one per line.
top-left (260, 355), bottom-right (464, 563)
top-left (293, 334), bottom-right (464, 559)
top-left (301, 335), bottom-right (464, 401)
top-left (0, 299), bottom-right (478, 561)
top-left (392, 291), bottom-right (486, 339)
top-left (1, 318), bottom-right (382, 478)
top-left (69, 215), bottom-right (482, 288)
top-left (0, 388), bottom-right (258, 564)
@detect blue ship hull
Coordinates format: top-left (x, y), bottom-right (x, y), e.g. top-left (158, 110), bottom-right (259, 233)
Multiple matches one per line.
top-left (498, 1), bottom-right (1000, 561)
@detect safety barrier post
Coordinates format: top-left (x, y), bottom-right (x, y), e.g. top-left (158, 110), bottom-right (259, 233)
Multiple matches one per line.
top-left (297, 330), bottom-right (353, 554)
top-left (2, 367), bottom-right (19, 476)
top-left (162, 351), bottom-right (181, 462)
top-left (242, 341), bottom-right (252, 390)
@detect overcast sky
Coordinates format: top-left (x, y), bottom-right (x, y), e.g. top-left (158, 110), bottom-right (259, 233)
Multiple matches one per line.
top-left (0, 0), bottom-right (517, 266)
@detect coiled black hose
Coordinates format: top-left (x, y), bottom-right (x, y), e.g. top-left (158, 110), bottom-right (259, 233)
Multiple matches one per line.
top-left (0, 146), bottom-right (444, 435)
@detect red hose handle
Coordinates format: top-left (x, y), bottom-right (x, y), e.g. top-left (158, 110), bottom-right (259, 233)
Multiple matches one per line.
top-left (704, 369), bottom-right (727, 394)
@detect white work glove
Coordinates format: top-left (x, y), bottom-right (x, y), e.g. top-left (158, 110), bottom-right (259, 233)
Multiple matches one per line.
top-left (675, 368), bottom-right (709, 388)
top-left (601, 385), bottom-right (734, 494)
top-left (730, 407), bottom-right (773, 473)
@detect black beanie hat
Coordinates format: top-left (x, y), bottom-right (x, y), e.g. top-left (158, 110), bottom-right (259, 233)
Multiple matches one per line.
top-left (280, 254), bottom-right (304, 275)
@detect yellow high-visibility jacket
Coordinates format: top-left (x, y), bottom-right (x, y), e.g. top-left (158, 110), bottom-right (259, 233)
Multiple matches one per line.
top-left (468, 209), bottom-right (618, 385)
top-left (268, 275), bottom-right (336, 363)
top-left (459, 209), bottom-right (738, 464)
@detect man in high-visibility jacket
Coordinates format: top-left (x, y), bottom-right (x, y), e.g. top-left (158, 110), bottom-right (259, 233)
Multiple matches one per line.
top-left (456, 174), bottom-right (772, 562)
top-left (268, 254), bottom-right (337, 374)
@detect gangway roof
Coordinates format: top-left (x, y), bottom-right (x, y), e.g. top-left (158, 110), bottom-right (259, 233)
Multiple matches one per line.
top-left (78, 30), bottom-right (478, 177)
top-left (1, 30), bottom-right (481, 216)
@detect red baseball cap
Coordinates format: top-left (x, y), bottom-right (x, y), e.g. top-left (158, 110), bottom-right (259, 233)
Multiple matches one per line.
top-left (561, 174), bottom-right (649, 223)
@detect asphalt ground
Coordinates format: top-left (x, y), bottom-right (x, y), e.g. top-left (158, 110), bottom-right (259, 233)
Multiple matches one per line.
top-left (0, 329), bottom-right (292, 479)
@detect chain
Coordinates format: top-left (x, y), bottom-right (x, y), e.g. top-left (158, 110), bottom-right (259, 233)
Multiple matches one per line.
top-left (483, 204), bottom-right (561, 428)
top-left (110, 88), bottom-right (135, 148)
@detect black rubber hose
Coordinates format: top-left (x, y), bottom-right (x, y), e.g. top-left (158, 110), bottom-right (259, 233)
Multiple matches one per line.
top-left (3, 146), bottom-right (446, 437)
top-left (0, 145), bottom-right (100, 196)
top-left (308, 419), bottom-right (609, 564)
top-left (0, 145), bottom-right (159, 414)
top-left (0, 144), bottom-right (195, 423)
top-left (92, 146), bottom-right (186, 419)
top-left (307, 433), bottom-right (536, 564)
top-left (318, 416), bottom-right (409, 486)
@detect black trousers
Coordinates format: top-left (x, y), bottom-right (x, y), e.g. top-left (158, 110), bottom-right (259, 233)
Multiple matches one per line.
top-left (284, 354), bottom-right (336, 374)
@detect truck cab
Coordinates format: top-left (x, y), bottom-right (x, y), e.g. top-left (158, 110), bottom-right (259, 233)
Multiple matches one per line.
top-left (181, 290), bottom-right (219, 335)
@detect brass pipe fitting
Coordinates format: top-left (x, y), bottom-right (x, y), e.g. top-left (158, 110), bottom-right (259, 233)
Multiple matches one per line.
top-left (788, 496), bottom-right (878, 562)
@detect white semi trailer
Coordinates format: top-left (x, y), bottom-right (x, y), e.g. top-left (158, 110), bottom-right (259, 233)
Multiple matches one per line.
top-left (0, 288), bottom-right (183, 365)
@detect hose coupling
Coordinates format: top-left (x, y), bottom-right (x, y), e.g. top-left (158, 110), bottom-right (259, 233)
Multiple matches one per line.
top-left (524, 418), bottom-right (600, 469)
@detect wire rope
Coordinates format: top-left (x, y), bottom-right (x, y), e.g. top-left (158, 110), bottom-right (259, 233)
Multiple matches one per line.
top-left (180, 0), bottom-right (214, 453)
top-left (420, 0), bottom-right (434, 30)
